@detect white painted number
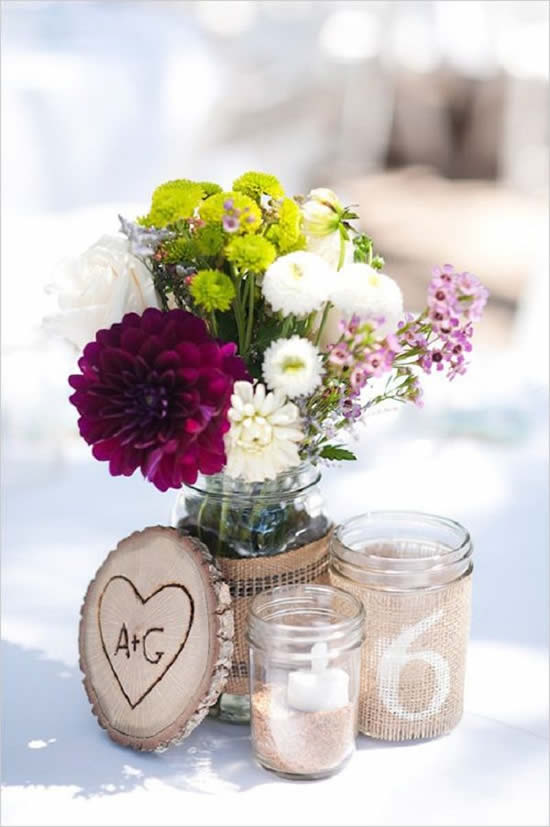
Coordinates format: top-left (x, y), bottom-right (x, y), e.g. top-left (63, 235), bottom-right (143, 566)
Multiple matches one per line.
top-left (377, 608), bottom-right (450, 721)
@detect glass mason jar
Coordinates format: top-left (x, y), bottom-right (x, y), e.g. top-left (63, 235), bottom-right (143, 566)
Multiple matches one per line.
top-left (248, 584), bottom-right (365, 780)
top-left (330, 511), bottom-right (473, 741)
top-left (172, 462), bottom-right (328, 559)
top-left (171, 463), bottom-right (331, 723)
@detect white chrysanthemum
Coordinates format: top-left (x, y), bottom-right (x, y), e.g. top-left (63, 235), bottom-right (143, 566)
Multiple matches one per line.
top-left (304, 233), bottom-right (354, 271)
top-left (329, 262), bottom-right (404, 336)
top-left (263, 336), bottom-right (323, 398)
top-left (225, 382), bottom-right (304, 482)
top-left (262, 251), bottom-right (332, 316)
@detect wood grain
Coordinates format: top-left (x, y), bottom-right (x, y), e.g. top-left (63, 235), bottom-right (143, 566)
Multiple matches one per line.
top-left (79, 526), bottom-right (233, 751)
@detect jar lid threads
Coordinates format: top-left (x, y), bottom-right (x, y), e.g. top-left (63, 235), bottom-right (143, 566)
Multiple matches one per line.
top-left (332, 511), bottom-right (473, 592)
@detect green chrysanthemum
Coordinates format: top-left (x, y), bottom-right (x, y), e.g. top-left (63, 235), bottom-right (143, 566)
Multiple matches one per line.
top-left (139, 179), bottom-right (223, 228)
top-left (233, 171), bottom-right (284, 202)
top-left (162, 236), bottom-right (190, 264)
top-left (139, 179), bottom-right (204, 227)
top-left (163, 225), bottom-right (225, 264)
top-left (197, 181), bottom-right (223, 197)
top-left (199, 191), bottom-right (262, 234)
top-left (193, 224), bottom-right (225, 257)
top-left (225, 236), bottom-right (277, 273)
top-left (267, 197), bottom-right (304, 253)
top-left (277, 232), bottom-right (307, 254)
top-left (190, 269), bottom-right (236, 312)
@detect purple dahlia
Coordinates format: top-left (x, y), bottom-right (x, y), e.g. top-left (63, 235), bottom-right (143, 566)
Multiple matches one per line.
top-left (68, 308), bottom-right (248, 491)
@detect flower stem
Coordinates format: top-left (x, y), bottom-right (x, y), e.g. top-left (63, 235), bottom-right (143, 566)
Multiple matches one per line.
top-left (303, 311), bottom-right (316, 337)
top-left (337, 227), bottom-right (346, 271)
top-left (216, 483), bottom-right (230, 557)
top-left (231, 264), bottom-right (246, 354)
top-left (244, 274), bottom-right (255, 355)
top-left (314, 301), bottom-right (333, 347)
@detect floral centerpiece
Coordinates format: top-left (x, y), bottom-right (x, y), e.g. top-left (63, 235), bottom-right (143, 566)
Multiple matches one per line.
top-left (48, 171), bottom-right (488, 720)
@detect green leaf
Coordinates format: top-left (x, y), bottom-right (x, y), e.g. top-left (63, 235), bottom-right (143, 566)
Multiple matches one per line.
top-left (319, 444), bottom-right (357, 462)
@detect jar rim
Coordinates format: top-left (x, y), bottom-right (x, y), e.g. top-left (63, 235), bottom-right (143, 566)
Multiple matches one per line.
top-left (332, 511), bottom-right (472, 590)
top-left (247, 584), bottom-right (365, 651)
top-left (183, 461), bottom-right (321, 501)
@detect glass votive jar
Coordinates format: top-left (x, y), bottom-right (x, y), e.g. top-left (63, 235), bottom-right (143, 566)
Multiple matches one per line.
top-left (330, 511), bottom-right (473, 741)
top-left (247, 584), bottom-right (365, 780)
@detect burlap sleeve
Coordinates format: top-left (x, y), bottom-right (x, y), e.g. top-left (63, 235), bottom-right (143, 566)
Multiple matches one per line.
top-left (330, 569), bottom-right (472, 740)
top-left (217, 532), bottom-right (332, 695)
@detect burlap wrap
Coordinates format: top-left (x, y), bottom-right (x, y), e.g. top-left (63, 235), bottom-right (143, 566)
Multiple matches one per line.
top-left (217, 532), bottom-right (332, 695)
top-left (330, 569), bottom-right (472, 740)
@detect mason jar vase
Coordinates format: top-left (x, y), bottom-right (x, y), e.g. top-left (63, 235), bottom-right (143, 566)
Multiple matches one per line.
top-left (172, 463), bottom-right (331, 723)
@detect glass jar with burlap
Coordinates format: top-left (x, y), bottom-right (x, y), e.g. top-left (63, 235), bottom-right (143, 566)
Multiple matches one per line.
top-left (172, 463), bottom-right (331, 723)
top-left (330, 511), bottom-right (473, 741)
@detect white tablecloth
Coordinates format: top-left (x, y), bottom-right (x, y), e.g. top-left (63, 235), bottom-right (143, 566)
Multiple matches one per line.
top-left (2, 381), bottom-right (548, 826)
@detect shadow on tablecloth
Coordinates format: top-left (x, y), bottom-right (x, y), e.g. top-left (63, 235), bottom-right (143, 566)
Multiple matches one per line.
top-left (0, 641), bottom-right (279, 797)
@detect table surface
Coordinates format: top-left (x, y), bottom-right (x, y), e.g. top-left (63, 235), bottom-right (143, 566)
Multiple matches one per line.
top-left (2, 342), bottom-right (549, 826)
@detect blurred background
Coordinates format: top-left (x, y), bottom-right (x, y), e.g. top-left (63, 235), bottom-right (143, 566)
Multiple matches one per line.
top-left (1, 0), bottom-right (548, 481)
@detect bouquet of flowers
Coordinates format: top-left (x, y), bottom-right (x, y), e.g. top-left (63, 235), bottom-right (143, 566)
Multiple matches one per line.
top-left (49, 171), bottom-right (488, 497)
top-left (48, 171), bottom-right (489, 716)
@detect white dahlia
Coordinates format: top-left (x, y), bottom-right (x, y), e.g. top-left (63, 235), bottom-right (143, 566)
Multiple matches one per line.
top-left (225, 382), bottom-right (304, 482)
top-left (263, 336), bottom-right (323, 398)
top-left (261, 251), bottom-right (332, 316)
top-left (329, 263), bottom-right (404, 336)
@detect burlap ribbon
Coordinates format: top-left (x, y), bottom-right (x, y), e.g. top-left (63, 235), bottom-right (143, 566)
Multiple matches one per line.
top-left (217, 532), bottom-right (332, 695)
top-left (330, 569), bottom-right (472, 740)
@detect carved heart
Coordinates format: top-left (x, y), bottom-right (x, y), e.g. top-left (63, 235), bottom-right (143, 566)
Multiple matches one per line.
top-left (98, 576), bottom-right (194, 709)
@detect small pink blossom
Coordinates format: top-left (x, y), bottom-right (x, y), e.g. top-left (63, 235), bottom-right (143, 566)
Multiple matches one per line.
top-left (222, 214), bottom-right (239, 233)
top-left (328, 343), bottom-right (352, 367)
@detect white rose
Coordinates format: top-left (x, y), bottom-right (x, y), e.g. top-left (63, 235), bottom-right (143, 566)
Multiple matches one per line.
top-left (44, 235), bottom-right (160, 351)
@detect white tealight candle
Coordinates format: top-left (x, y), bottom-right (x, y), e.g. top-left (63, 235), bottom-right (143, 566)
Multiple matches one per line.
top-left (287, 642), bottom-right (349, 712)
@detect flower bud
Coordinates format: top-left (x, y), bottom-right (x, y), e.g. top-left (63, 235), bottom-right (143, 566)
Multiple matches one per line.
top-left (301, 188), bottom-right (344, 237)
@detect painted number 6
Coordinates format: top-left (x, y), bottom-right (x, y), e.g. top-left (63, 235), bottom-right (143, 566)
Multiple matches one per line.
top-left (377, 608), bottom-right (451, 721)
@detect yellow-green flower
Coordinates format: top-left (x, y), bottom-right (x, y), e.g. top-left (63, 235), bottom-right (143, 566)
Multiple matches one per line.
top-left (199, 191), bottom-right (262, 234)
top-left (139, 179), bottom-right (223, 228)
top-left (194, 224), bottom-right (225, 257)
top-left (225, 236), bottom-right (277, 273)
top-left (233, 171), bottom-right (284, 202)
top-left (139, 179), bottom-right (203, 227)
top-left (190, 270), bottom-right (236, 312)
top-left (267, 197), bottom-right (305, 253)
top-left (162, 236), bottom-right (190, 264)
top-left (163, 224), bottom-right (225, 264)
top-left (197, 181), bottom-right (222, 197)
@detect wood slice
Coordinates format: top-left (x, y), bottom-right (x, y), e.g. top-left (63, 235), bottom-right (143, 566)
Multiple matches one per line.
top-left (79, 526), bottom-right (233, 752)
